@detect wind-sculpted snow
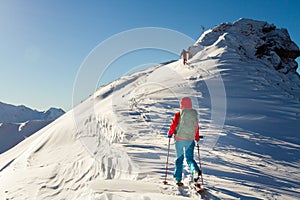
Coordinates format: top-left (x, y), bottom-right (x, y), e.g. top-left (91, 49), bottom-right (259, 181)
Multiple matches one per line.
top-left (77, 113), bottom-right (138, 179)
top-left (0, 109), bottom-right (138, 199)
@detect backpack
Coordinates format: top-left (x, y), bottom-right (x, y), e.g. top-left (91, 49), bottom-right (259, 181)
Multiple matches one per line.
top-left (175, 108), bottom-right (198, 140)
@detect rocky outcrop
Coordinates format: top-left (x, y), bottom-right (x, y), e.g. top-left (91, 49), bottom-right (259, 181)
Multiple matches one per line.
top-left (255, 23), bottom-right (300, 74)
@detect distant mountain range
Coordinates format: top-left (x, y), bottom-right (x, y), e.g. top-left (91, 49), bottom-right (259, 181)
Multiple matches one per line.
top-left (0, 101), bottom-right (65, 123)
top-left (0, 101), bottom-right (65, 153)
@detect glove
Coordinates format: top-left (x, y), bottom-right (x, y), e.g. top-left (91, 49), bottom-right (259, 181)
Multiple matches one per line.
top-left (167, 134), bottom-right (172, 138)
top-left (195, 136), bottom-right (203, 143)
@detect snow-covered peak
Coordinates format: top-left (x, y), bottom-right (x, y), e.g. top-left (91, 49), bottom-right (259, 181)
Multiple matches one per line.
top-left (43, 107), bottom-right (65, 121)
top-left (192, 18), bottom-right (300, 78)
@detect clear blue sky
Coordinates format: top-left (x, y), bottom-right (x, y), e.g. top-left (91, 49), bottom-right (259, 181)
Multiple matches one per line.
top-left (1, 0), bottom-right (299, 111)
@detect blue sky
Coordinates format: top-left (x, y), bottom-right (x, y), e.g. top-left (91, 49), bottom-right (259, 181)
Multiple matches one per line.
top-left (0, 0), bottom-right (299, 111)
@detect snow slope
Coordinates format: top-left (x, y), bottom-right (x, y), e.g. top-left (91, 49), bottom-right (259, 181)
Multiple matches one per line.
top-left (0, 18), bottom-right (300, 200)
top-left (0, 102), bottom-right (65, 153)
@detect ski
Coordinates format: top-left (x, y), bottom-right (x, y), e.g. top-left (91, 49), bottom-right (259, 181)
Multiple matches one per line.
top-left (192, 183), bottom-right (206, 193)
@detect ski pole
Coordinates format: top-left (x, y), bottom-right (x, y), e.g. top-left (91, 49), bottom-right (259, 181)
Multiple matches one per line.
top-left (197, 143), bottom-right (204, 185)
top-left (163, 137), bottom-right (171, 185)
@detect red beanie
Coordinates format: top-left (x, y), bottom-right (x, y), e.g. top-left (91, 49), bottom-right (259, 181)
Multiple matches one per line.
top-left (180, 97), bottom-right (192, 109)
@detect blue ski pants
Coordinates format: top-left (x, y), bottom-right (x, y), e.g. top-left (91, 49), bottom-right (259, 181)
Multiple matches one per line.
top-left (174, 140), bottom-right (200, 182)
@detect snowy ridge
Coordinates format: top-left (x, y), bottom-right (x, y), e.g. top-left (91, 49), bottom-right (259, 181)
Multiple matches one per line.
top-left (0, 18), bottom-right (300, 199)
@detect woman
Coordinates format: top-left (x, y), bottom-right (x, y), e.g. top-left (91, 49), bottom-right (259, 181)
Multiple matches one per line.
top-left (168, 97), bottom-right (201, 186)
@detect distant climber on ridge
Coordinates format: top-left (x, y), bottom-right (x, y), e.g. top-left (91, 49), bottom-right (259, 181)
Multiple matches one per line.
top-left (181, 49), bottom-right (188, 65)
